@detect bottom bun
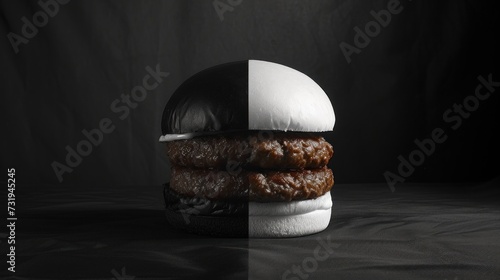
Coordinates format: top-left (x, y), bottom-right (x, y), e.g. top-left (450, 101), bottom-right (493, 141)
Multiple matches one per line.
top-left (165, 209), bottom-right (248, 237)
top-left (163, 183), bottom-right (333, 238)
top-left (249, 192), bottom-right (332, 238)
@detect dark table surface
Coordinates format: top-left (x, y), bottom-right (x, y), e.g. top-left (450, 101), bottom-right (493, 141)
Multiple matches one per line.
top-left (2, 180), bottom-right (500, 280)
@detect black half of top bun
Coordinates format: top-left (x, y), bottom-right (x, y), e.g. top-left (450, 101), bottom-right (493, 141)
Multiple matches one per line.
top-left (161, 61), bottom-right (249, 135)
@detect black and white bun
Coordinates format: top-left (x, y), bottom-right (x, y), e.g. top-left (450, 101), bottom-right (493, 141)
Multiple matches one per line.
top-left (160, 60), bottom-right (336, 238)
top-left (160, 60), bottom-right (335, 140)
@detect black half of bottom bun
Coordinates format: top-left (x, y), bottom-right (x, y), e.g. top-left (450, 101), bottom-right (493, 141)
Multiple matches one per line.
top-left (163, 183), bottom-right (249, 237)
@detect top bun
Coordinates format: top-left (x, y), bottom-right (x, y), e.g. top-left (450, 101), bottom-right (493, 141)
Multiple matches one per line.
top-left (160, 60), bottom-right (335, 141)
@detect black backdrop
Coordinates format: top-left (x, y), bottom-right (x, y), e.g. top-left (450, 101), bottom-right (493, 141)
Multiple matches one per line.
top-left (2, 0), bottom-right (500, 188)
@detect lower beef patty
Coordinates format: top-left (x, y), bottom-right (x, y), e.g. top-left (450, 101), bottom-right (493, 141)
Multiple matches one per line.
top-left (170, 166), bottom-right (334, 202)
top-left (166, 132), bottom-right (333, 170)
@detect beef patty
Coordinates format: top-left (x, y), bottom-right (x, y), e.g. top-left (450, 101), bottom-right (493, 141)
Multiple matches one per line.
top-left (165, 132), bottom-right (333, 170)
top-left (170, 166), bottom-right (334, 202)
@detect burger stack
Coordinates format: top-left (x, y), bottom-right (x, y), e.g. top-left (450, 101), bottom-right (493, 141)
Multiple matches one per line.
top-left (160, 60), bottom-right (336, 238)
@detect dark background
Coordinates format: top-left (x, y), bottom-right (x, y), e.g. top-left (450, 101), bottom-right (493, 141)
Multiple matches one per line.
top-left (2, 0), bottom-right (500, 188)
top-left (1, 1), bottom-right (500, 279)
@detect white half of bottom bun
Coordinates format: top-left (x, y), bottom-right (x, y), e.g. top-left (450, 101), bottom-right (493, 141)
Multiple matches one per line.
top-left (249, 192), bottom-right (332, 238)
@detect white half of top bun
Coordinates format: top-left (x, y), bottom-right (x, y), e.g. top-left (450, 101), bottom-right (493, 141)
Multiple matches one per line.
top-left (160, 60), bottom-right (335, 142)
top-left (248, 60), bottom-right (335, 132)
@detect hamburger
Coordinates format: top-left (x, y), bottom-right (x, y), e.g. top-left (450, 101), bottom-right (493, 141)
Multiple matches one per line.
top-left (160, 60), bottom-right (336, 237)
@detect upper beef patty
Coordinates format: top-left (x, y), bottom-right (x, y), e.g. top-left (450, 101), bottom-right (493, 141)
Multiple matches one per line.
top-left (165, 132), bottom-right (333, 170)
